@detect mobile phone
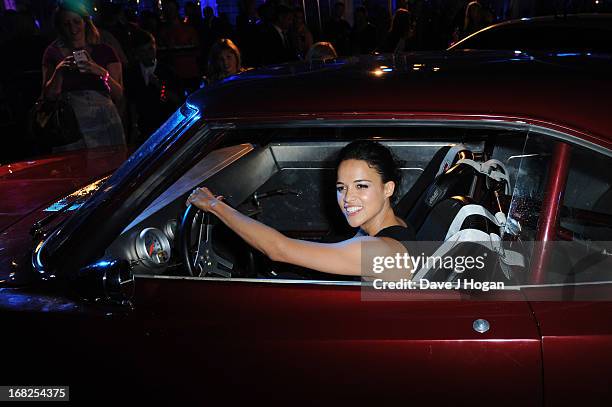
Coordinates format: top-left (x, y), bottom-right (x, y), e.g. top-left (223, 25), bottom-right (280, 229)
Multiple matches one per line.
top-left (72, 49), bottom-right (89, 72)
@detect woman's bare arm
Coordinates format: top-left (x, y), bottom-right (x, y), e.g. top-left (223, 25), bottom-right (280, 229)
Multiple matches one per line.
top-left (105, 61), bottom-right (123, 102)
top-left (188, 187), bottom-right (394, 276)
top-left (76, 54), bottom-right (123, 102)
top-left (42, 58), bottom-right (71, 99)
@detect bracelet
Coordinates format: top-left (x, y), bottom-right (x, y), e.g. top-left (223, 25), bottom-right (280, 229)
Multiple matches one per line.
top-left (160, 80), bottom-right (167, 102)
top-left (100, 69), bottom-right (110, 92)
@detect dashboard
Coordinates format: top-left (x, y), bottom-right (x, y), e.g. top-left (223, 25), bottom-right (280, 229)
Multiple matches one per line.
top-left (103, 143), bottom-right (279, 275)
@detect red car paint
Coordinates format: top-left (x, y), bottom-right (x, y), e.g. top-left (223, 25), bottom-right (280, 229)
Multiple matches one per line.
top-left (0, 147), bottom-right (128, 232)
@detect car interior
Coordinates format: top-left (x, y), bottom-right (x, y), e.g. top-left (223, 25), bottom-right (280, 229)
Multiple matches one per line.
top-left (98, 125), bottom-right (612, 287)
top-left (103, 125), bottom-right (561, 286)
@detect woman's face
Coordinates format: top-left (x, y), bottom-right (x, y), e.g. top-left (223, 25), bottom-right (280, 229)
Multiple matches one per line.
top-left (336, 159), bottom-right (394, 230)
top-left (219, 49), bottom-right (238, 75)
top-left (59, 10), bottom-right (85, 44)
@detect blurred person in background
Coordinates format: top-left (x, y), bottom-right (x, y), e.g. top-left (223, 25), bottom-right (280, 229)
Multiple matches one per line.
top-left (216, 12), bottom-right (235, 39)
top-left (351, 5), bottom-right (377, 55)
top-left (463, 1), bottom-right (494, 36)
top-left (125, 29), bottom-right (181, 145)
top-left (184, 1), bottom-right (203, 30)
top-left (205, 38), bottom-right (247, 84)
top-left (41, 0), bottom-right (125, 150)
top-left (138, 9), bottom-right (160, 39)
top-left (323, 2), bottom-right (351, 56)
top-left (200, 6), bottom-right (221, 68)
top-left (95, 3), bottom-right (133, 67)
top-left (305, 41), bottom-right (338, 63)
top-left (258, 4), bottom-right (297, 66)
top-left (236, 0), bottom-right (260, 66)
top-left (0, 5), bottom-right (48, 161)
top-left (451, 0), bottom-right (495, 42)
top-left (289, 6), bottom-right (313, 60)
top-left (379, 8), bottom-right (416, 53)
top-left (158, 0), bottom-right (201, 94)
top-left (363, 0), bottom-right (390, 49)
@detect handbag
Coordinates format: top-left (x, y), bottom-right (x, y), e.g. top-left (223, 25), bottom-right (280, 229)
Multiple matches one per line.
top-left (28, 96), bottom-right (83, 149)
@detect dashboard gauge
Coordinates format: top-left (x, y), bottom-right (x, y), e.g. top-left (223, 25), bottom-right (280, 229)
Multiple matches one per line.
top-left (164, 219), bottom-right (178, 240)
top-left (135, 228), bottom-right (171, 268)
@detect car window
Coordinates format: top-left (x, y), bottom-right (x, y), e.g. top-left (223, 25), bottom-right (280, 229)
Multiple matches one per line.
top-left (562, 146), bottom-right (612, 240)
top-left (505, 133), bottom-right (553, 240)
top-left (117, 125), bottom-right (543, 286)
top-left (492, 133), bottom-right (553, 284)
top-left (547, 145), bottom-right (612, 284)
top-left (504, 136), bottom-right (612, 285)
top-left (124, 144), bottom-right (254, 231)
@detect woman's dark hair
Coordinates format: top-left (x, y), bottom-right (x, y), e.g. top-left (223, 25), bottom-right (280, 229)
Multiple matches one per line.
top-left (336, 140), bottom-right (403, 201)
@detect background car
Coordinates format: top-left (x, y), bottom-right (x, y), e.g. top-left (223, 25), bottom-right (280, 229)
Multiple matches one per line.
top-left (1, 51), bottom-right (612, 404)
top-left (448, 13), bottom-right (612, 53)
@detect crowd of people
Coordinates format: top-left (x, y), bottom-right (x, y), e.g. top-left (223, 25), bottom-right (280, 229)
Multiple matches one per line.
top-left (0, 0), bottom-right (587, 163)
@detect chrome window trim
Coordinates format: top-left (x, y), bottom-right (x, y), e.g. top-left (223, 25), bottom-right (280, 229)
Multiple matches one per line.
top-left (136, 273), bottom-right (612, 290)
top-left (212, 119), bottom-right (528, 131)
top-left (528, 123), bottom-right (612, 157)
top-left (508, 280), bottom-right (612, 289)
top-left (135, 273), bottom-right (362, 286)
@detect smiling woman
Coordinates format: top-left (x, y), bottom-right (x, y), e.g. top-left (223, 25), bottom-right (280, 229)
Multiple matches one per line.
top-left (188, 140), bottom-right (415, 277)
top-left (205, 38), bottom-right (247, 84)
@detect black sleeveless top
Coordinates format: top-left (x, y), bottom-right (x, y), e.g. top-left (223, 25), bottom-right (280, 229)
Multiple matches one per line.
top-left (374, 225), bottom-right (416, 247)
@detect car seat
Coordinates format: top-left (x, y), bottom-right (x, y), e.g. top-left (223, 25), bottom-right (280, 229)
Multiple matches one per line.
top-left (396, 145), bottom-right (488, 234)
top-left (404, 156), bottom-right (524, 283)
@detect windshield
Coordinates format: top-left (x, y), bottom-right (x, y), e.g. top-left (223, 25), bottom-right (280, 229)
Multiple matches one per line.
top-left (38, 103), bottom-right (203, 276)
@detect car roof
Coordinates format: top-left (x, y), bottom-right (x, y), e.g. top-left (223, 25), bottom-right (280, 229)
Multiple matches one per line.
top-left (187, 51), bottom-right (612, 146)
top-left (479, 13), bottom-right (612, 28)
top-left (448, 13), bottom-right (612, 52)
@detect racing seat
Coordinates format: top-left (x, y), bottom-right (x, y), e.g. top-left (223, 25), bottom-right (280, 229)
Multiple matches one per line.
top-left (397, 148), bottom-right (488, 234)
top-left (394, 145), bottom-right (475, 222)
top-left (405, 158), bottom-right (524, 283)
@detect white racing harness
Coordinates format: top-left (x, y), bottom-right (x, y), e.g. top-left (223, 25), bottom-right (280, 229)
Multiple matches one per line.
top-left (412, 157), bottom-right (524, 281)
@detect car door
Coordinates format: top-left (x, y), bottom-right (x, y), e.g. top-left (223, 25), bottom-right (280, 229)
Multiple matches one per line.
top-left (130, 276), bottom-right (542, 405)
top-left (27, 127), bottom-right (543, 404)
top-left (122, 132), bottom-right (544, 405)
top-left (521, 140), bottom-right (612, 407)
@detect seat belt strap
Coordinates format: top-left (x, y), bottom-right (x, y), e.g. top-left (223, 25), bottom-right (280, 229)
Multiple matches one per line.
top-left (436, 144), bottom-right (469, 177)
top-left (444, 204), bottom-right (504, 240)
top-left (454, 158), bottom-right (512, 194)
top-left (412, 228), bottom-right (525, 281)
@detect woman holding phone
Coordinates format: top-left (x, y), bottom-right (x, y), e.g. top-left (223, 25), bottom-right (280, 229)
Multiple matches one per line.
top-left (41, 0), bottom-right (125, 150)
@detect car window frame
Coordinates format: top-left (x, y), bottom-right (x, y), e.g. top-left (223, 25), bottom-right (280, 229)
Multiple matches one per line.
top-left (34, 117), bottom-right (612, 288)
top-left (133, 120), bottom-right (612, 288)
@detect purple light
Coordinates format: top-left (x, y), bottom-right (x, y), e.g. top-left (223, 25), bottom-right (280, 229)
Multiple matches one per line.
top-left (3, 0), bottom-right (16, 11)
top-left (200, 0), bottom-right (218, 17)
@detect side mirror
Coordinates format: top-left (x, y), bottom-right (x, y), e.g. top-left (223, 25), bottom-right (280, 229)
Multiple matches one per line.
top-left (73, 259), bottom-right (135, 304)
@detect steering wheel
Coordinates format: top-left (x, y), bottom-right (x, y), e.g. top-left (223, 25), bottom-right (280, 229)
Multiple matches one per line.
top-left (178, 204), bottom-right (235, 277)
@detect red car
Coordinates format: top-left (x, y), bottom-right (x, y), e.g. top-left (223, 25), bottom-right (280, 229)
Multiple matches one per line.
top-left (1, 51), bottom-right (612, 405)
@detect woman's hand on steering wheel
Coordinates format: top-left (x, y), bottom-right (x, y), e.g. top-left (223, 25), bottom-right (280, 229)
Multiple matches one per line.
top-left (180, 187), bottom-right (231, 277)
top-left (187, 187), bottom-right (224, 212)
